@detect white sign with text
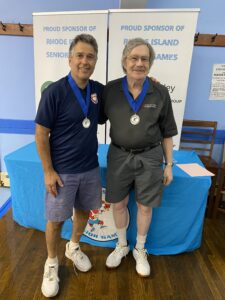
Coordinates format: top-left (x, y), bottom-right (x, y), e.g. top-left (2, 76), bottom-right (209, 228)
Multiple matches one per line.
top-left (107, 9), bottom-right (199, 148)
top-left (33, 11), bottom-right (108, 143)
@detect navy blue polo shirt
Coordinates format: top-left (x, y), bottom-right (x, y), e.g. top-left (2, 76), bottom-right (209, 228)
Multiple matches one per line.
top-left (35, 76), bottom-right (104, 174)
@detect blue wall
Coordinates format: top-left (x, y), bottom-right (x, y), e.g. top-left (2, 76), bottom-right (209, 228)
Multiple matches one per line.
top-left (0, 0), bottom-right (120, 23)
top-left (0, 0), bottom-right (225, 171)
top-left (148, 0), bottom-right (225, 162)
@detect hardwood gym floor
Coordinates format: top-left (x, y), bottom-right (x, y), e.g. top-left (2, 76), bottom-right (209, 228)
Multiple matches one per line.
top-left (0, 210), bottom-right (225, 300)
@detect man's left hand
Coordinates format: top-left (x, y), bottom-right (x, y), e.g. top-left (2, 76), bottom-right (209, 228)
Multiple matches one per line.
top-left (163, 166), bottom-right (173, 186)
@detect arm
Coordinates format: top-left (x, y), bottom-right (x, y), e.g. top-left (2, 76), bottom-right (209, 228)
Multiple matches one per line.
top-left (162, 137), bottom-right (174, 186)
top-left (35, 124), bottom-right (63, 197)
top-left (98, 88), bottom-right (108, 124)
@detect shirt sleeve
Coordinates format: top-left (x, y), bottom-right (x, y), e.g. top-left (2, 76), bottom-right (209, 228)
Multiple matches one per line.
top-left (159, 88), bottom-right (178, 138)
top-left (98, 85), bottom-right (108, 124)
top-left (35, 87), bottom-right (57, 130)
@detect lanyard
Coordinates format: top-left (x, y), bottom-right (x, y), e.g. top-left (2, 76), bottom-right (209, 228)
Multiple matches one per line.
top-left (122, 76), bottom-right (149, 113)
top-left (68, 72), bottom-right (91, 117)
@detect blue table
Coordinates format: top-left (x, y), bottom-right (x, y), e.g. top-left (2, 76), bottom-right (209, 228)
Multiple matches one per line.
top-left (5, 142), bottom-right (211, 255)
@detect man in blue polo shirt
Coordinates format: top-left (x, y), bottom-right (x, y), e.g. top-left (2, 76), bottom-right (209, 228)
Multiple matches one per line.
top-left (35, 34), bottom-right (104, 298)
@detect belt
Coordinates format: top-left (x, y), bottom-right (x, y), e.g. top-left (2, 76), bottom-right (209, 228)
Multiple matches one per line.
top-left (112, 142), bottom-right (161, 154)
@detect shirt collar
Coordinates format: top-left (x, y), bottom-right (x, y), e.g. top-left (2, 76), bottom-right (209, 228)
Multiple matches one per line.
top-left (119, 76), bottom-right (154, 95)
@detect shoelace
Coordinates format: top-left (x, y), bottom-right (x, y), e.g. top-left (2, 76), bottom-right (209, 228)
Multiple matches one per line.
top-left (136, 248), bottom-right (148, 261)
top-left (70, 248), bottom-right (84, 276)
top-left (44, 265), bottom-right (59, 282)
top-left (114, 244), bottom-right (128, 254)
top-left (71, 248), bottom-right (84, 260)
top-left (72, 263), bottom-right (78, 277)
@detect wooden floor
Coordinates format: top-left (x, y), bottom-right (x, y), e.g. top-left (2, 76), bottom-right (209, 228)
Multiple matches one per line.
top-left (1, 210), bottom-right (225, 300)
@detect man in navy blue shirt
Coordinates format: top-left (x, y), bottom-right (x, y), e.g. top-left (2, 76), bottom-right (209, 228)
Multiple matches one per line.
top-left (35, 34), bottom-right (104, 298)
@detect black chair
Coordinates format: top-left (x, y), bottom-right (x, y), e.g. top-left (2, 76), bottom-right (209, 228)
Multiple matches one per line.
top-left (180, 119), bottom-right (219, 217)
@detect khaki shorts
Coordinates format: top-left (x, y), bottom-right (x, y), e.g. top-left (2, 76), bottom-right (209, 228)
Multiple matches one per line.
top-left (106, 144), bottom-right (164, 207)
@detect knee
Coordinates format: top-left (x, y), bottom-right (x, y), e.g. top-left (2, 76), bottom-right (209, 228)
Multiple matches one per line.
top-left (75, 209), bottom-right (90, 218)
top-left (137, 204), bottom-right (152, 217)
top-left (113, 202), bottom-right (127, 214)
top-left (112, 195), bottom-right (129, 213)
top-left (47, 221), bottom-right (63, 231)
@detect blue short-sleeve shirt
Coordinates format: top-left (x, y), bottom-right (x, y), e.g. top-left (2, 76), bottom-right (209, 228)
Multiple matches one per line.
top-left (35, 75), bottom-right (104, 174)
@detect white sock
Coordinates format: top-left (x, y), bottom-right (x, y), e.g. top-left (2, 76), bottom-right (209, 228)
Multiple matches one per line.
top-left (135, 234), bottom-right (147, 250)
top-left (69, 240), bottom-right (80, 249)
top-left (116, 227), bottom-right (127, 246)
top-left (47, 256), bottom-right (58, 265)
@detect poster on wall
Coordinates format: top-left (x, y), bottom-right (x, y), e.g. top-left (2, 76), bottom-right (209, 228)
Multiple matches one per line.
top-left (209, 64), bottom-right (225, 100)
top-left (107, 9), bottom-right (199, 149)
top-left (33, 11), bottom-right (108, 143)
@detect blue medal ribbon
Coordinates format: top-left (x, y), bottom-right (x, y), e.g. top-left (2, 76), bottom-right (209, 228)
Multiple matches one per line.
top-left (122, 76), bottom-right (149, 113)
top-left (68, 72), bottom-right (91, 118)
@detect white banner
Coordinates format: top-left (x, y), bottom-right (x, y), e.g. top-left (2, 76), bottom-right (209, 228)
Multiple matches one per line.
top-left (33, 11), bottom-right (108, 143)
top-left (107, 9), bottom-right (199, 148)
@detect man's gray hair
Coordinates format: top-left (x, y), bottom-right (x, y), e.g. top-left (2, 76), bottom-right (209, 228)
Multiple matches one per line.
top-left (69, 34), bottom-right (98, 57)
top-left (121, 38), bottom-right (155, 73)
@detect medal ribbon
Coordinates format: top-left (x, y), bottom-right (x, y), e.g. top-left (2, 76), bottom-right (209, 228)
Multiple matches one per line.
top-left (122, 76), bottom-right (149, 113)
top-left (68, 72), bottom-right (91, 117)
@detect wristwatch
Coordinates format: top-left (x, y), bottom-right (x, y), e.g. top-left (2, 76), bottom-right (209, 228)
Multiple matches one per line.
top-left (164, 162), bottom-right (174, 167)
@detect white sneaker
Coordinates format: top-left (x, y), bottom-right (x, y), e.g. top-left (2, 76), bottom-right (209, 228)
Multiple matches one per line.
top-left (41, 261), bottom-right (59, 298)
top-left (133, 248), bottom-right (150, 277)
top-left (106, 244), bottom-right (130, 268)
top-left (65, 242), bottom-right (92, 272)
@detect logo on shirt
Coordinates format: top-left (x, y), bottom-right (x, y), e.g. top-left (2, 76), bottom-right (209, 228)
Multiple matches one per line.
top-left (91, 93), bottom-right (98, 104)
top-left (143, 103), bottom-right (157, 108)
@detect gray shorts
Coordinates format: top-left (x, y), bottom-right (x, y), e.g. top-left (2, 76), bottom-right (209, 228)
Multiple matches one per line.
top-left (45, 167), bottom-right (102, 222)
top-left (106, 144), bottom-right (164, 207)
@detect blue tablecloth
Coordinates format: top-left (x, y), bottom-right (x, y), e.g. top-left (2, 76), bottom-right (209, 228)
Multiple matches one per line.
top-left (5, 142), bottom-right (211, 255)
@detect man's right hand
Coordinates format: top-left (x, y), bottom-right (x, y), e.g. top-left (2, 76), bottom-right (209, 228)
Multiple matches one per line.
top-left (44, 170), bottom-right (64, 197)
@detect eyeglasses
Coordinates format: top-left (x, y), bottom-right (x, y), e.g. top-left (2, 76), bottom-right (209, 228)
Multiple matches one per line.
top-left (73, 52), bottom-right (97, 62)
top-left (127, 55), bottom-right (150, 63)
